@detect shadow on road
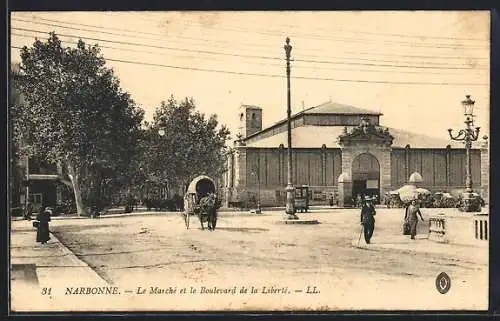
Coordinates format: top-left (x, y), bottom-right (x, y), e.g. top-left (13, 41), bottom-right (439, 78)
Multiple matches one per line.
top-left (52, 223), bottom-right (124, 233)
top-left (215, 227), bottom-right (269, 233)
top-left (11, 264), bottom-right (39, 285)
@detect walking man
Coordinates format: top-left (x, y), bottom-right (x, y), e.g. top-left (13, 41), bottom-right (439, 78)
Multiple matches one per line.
top-left (360, 196), bottom-right (376, 244)
top-left (405, 200), bottom-right (424, 240)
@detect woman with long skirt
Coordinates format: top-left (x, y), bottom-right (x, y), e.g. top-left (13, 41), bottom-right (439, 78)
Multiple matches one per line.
top-left (405, 200), bottom-right (424, 240)
top-left (36, 208), bottom-right (51, 244)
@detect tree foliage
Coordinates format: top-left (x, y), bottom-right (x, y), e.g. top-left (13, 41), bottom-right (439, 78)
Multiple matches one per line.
top-left (13, 32), bottom-right (144, 214)
top-left (145, 96), bottom-right (231, 194)
top-left (9, 63), bottom-right (26, 207)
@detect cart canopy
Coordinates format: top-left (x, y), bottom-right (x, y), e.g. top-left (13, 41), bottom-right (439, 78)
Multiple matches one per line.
top-left (186, 175), bottom-right (216, 196)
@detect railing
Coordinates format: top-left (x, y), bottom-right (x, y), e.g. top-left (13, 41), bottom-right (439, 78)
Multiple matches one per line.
top-left (473, 214), bottom-right (489, 241)
top-left (429, 214), bottom-right (447, 243)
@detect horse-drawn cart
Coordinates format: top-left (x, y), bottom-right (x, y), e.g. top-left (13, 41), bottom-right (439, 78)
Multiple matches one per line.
top-left (183, 175), bottom-right (220, 230)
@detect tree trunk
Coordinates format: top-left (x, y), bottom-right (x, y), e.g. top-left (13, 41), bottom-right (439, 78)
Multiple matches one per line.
top-left (181, 179), bottom-right (189, 196)
top-left (67, 161), bottom-right (87, 216)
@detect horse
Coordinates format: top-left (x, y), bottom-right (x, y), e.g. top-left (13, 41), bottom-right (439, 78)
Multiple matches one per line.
top-left (195, 193), bottom-right (218, 231)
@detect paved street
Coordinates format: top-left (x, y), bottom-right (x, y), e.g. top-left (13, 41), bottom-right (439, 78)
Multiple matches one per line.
top-left (11, 207), bottom-right (488, 311)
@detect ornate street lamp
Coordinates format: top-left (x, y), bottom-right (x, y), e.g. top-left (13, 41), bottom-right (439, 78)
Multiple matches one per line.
top-left (447, 95), bottom-right (481, 212)
top-left (284, 37), bottom-right (297, 219)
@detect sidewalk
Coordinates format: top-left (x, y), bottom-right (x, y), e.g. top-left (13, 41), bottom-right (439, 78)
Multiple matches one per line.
top-left (10, 220), bottom-right (108, 311)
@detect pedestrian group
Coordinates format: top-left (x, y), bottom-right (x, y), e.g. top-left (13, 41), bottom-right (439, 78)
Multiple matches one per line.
top-left (358, 195), bottom-right (425, 245)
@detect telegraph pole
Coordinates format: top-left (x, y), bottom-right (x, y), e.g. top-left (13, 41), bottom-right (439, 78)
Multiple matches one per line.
top-left (284, 37), bottom-right (297, 219)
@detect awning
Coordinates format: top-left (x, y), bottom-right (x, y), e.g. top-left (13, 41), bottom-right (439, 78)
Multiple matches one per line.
top-left (28, 174), bottom-right (59, 180)
top-left (392, 184), bottom-right (431, 202)
top-left (28, 174), bottom-right (73, 188)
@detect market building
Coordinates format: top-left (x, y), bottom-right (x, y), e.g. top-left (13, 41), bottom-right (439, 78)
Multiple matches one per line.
top-left (221, 101), bottom-right (489, 207)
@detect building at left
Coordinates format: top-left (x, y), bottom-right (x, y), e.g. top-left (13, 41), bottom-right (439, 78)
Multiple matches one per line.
top-left (12, 155), bottom-right (73, 211)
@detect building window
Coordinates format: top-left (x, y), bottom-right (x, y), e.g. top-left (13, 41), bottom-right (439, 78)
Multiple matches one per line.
top-left (29, 193), bottom-right (43, 207)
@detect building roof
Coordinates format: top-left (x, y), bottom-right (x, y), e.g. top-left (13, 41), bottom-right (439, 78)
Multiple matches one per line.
top-left (244, 125), bottom-right (483, 149)
top-left (301, 101), bottom-right (382, 115)
top-left (245, 126), bottom-right (344, 148)
top-left (242, 101), bottom-right (382, 141)
top-left (241, 104), bottom-right (262, 110)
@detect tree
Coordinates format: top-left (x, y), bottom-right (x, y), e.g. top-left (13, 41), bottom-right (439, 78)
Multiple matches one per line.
top-left (13, 32), bottom-right (144, 215)
top-left (148, 96), bottom-right (231, 195)
top-left (9, 63), bottom-right (26, 209)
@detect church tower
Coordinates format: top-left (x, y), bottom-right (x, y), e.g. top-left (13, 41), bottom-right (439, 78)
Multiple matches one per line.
top-left (238, 105), bottom-right (262, 138)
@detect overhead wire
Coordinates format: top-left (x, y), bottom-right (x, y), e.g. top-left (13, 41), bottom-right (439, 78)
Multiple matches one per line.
top-left (106, 11), bottom-right (487, 46)
top-left (14, 15), bottom-right (488, 52)
top-left (13, 16), bottom-right (284, 53)
top-left (11, 32), bottom-right (487, 79)
top-left (141, 15), bottom-right (488, 50)
top-left (11, 18), bottom-right (488, 68)
top-left (12, 26), bottom-right (283, 62)
top-left (10, 45), bottom-right (488, 86)
top-left (11, 26), bottom-right (488, 70)
top-left (13, 16), bottom-right (489, 62)
top-left (12, 32), bottom-right (488, 76)
top-left (213, 13), bottom-right (488, 42)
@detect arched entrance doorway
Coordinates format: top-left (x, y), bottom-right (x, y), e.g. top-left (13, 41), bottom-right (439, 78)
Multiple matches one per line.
top-left (351, 153), bottom-right (380, 203)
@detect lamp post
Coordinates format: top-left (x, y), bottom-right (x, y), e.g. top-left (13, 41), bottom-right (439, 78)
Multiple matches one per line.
top-left (447, 95), bottom-right (481, 212)
top-left (157, 127), bottom-right (169, 198)
top-left (284, 37), bottom-right (297, 219)
top-left (250, 169), bottom-right (261, 214)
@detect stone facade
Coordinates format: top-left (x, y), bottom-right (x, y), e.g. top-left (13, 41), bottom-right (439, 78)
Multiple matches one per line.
top-left (480, 139), bottom-right (489, 203)
top-left (229, 144), bottom-right (247, 206)
top-left (238, 105), bottom-right (262, 139)
top-left (221, 103), bottom-right (488, 208)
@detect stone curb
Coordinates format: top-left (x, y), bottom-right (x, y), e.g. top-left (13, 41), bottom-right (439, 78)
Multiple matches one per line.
top-left (46, 231), bottom-right (109, 285)
top-left (47, 211), bottom-right (275, 220)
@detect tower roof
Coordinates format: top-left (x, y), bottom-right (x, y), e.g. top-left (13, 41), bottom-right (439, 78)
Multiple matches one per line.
top-left (240, 104), bottom-right (262, 110)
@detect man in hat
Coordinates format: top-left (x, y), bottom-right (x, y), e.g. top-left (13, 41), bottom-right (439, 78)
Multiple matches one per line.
top-left (360, 196), bottom-right (376, 244)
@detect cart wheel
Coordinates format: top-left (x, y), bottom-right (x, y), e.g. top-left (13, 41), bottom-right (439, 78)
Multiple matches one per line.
top-left (184, 213), bottom-right (190, 229)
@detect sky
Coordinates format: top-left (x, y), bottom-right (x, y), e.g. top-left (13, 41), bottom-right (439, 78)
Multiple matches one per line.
top-left (10, 11), bottom-right (490, 141)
